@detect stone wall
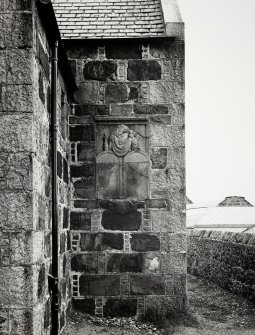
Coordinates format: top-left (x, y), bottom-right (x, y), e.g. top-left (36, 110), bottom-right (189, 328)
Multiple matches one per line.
top-left (188, 230), bottom-right (255, 302)
top-left (66, 36), bottom-right (186, 317)
top-left (0, 1), bottom-right (71, 334)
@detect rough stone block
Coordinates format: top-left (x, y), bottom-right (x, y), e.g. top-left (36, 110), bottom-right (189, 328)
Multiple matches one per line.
top-left (134, 105), bottom-right (168, 115)
top-left (105, 83), bottom-right (128, 103)
top-left (71, 254), bottom-right (98, 273)
top-left (165, 273), bottom-right (186, 295)
top-left (110, 104), bottom-right (133, 116)
top-left (150, 169), bottom-right (169, 199)
top-left (150, 115), bottom-right (172, 125)
top-left (0, 266), bottom-right (33, 307)
top-left (151, 211), bottom-right (183, 233)
top-left (74, 200), bottom-right (98, 209)
top-left (107, 254), bottom-right (143, 273)
top-left (3, 0), bottom-right (32, 10)
top-left (104, 298), bottom-right (137, 317)
top-left (73, 178), bottom-right (95, 199)
top-left (128, 84), bottom-right (140, 103)
top-left (127, 60), bottom-right (161, 81)
top-left (72, 298), bottom-right (95, 315)
top-left (74, 104), bottom-right (110, 116)
top-left (1, 84), bottom-right (33, 112)
top-left (161, 252), bottom-right (186, 274)
top-left (147, 81), bottom-right (184, 104)
top-left (83, 61), bottom-right (117, 81)
top-left (74, 81), bottom-right (100, 104)
top-left (130, 234), bottom-right (160, 252)
top-left (6, 48), bottom-right (32, 84)
top-left (77, 142), bottom-right (95, 162)
top-left (130, 275), bottom-right (165, 295)
top-left (71, 164), bottom-right (94, 179)
top-left (70, 211), bottom-right (91, 230)
top-left (151, 148), bottom-right (167, 169)
top-left (1, 13), bottom-right (32, 48)
top-left (102, 210), bottom-right (141, 231)
top-left (145, 199), bottom-right (168, 209)
top-left (0, 191), bottom-right (32, 230)
top-left (63, 157), bottom-right (69, 184)
top-left (79, 275), bottom-right (120, 296)
top-left (150, 124), bottom-right (184, 148)
top-left (80, 233), bottom-right (123, 252)
top-left (63, 207), bottom-right (69, 229)
top-left (70, 125), bottom-right (95, 142)
top-left (57, 151), bottom-right (62, 178)
top-left (105, 43), bottom-right (142, 59)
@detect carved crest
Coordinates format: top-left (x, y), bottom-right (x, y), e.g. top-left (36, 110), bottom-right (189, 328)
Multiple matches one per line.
top-left (103, 124), bottom-right (139, 157)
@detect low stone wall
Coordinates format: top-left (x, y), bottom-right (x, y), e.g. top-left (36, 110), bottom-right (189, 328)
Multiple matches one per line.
top-left (188, 230), bottom-right (255, 302)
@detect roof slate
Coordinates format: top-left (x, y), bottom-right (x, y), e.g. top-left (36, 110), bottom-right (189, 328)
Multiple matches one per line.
top-left (52, 0), bottom-right (165, 39)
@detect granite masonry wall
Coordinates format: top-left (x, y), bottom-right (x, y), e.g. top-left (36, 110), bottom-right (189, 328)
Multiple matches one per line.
top-left (188, 230), bottom-right (255, 302)
top-left (0, 1), bottom-right (71, 334)
top-left (66, 36), bottom-right (186, 317)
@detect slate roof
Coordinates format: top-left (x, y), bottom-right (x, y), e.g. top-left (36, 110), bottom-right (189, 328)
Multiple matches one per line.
top-left (52, 0), bottom-right (165, 39)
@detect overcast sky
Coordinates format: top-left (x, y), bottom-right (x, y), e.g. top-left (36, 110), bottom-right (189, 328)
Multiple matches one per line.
top-left (178, 0), bottom-right (255, 205)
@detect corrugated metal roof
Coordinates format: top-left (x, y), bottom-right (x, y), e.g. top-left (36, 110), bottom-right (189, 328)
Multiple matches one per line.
top-left (52, 0), bottom-right (165, 39)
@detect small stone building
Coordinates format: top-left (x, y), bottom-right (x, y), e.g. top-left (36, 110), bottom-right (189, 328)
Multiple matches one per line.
top-left (0, 0), bottom-right (185, 334)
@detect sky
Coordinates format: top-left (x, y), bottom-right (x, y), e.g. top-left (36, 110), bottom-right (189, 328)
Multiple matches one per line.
top-left (178, 0), bottom-right (255, 205)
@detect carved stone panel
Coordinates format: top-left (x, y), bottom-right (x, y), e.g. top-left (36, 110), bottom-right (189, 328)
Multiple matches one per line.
top-left (96, 123), bottom-right (149, 200)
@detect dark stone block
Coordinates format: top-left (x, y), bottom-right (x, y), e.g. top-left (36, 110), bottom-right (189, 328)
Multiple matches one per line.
top-left (57, 151), bottom-right (62, 178)
top-left (63, 254), bottom-right (67, 276)
top-left (102, 210), bottom-right (142, 231)
top-left (150, 115), bottom-right (172, 125)
top-left (63, 207), bottom-right (69, 229)
top-left (74, 200), bottom-right (99, 209)
top-left (44, 233), bottom-right (51, 258)
top-left (130, 275), bottom-right (165, 295)
top-left (105, 84), bottom-right (128, 103)
top-left (151, 148), bottom-right (167, 169)
top-left (83, 61), bottom-right (117, 81)
top-left (67, 231), bottom-right (71, 251)
top-left (73, 178), bottom-right (95, 199)
top-left (37, 264), bottom-right (45, 298)
top-left (128, 85), bottom-right (139, 102)
top-left (80, 233), bottom-right (123, 251)
top-left (79, 275), bottom-right (120, 296)
top-left (47, 86), bottom-right (51, 114)
top-left (130, 234), bottom-right (160, 251)
top-left (104, 298), bottom-right (137, 317)
top-left (60, 233), bottom-right (66, 254)
top-left (74, 104), bottom-right (110, 116)
top-left (71, 164), bottom-right (95, 179)
top-left (134, 105), bottom-right (168, 115)
top-left (36, 34), bottom-right (49, 79)
top-left (107, 254), bottom-right (143, 273)
top-left (77, 142), bottom-right (95, 162)
top-left (69, 59), bottom-right (76, 79)
top-left (44, 299), bottom-right (51, 329)
top-left (70, 211), bottom-right (91, 230)
top-left (71, 254), bottom-right (98, 273)
top-left (72, 298), bottom-right (95, 315)
top-left (4, 0), bottom-right (32, 10)
top-left (38, 71), bottom-right (45, 104)
top-left (63, 157), bottom-right (69, 184)
top-left (105, 43), bottom-right (142, 59)
top-left (70, 125), bottom-right (94, 142)
top-left (127, 60), bottom-right (161, 81)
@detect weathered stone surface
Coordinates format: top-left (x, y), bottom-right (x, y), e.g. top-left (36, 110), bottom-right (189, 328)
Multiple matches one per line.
top-left (110, 104), bottom-right (133, 116)
top-left (71, 165), bottom-right (94, 179)
top-left (6, 48), bottom-right (32, 84)
top-left (63, 207), bottom-right (69, 229)
top-left (102, 210), bottom-right (141, 231)
top-left (1, 13), bottom-right (32, 48)
top-left (73, 178), bottom-right (95, 199)
top-left (104, 298), bottom-right (137, 317)
top-left (107, 254), bottom-right (143, 273)
top-left (165, 273), bottom-right (186, 295)
top-left (37, 264), bottom-right (45, 298)
top-left (145, 199), bottom-right (168, 209)
top-left (150, 115), bottom-right (172, 125)
top-left (77, 142), bottom-right (95, 162)
top-left (0, 266), bottom-right (33, 307)
top-left (79, 275), bottom-right (120, 296)
top-left (150, 169), bottom-right (169, 199)
top-left (83, 61), bottom-right (117, 81)
top-left (144, 253), bottom-right (160, 273)
top-left (151, 148), bottom-right (167, 169)
top-left (60, 232), bottom-right (66, 254)
top-left (71, 254), bottom-right (98, 273)
top-left (70, 125), bottom-right (94, 142)
top-left (105, 84), bottom-right (128, 103)
top-left (2, 0), bottom-right (32, 10)
top-left (130, 275), bottom-right (165, 295)
top-left (134, 105), bottom-right (168, 115)
top-left (130, 234), bottom-right (160, 252)
top-left (36, 34), bottom-right (50, 80)
top-left (151, 211), bottom-right (177, 233)
top-left (9, 308), bottom-right (33, 335)
top-left (150, 125), bottom-right (184, 148)
top-left (80, 233), bottom-right (123, 251)
top-left (1, 84), bottom-right (33, 112)
top-left (74, 81), bottom-right (100, 104)
top-left (72, 298), bottom-right (95, 314)
top-left (106, 43), bottom-right (142, 59)
top-left (74, 104), bottom-right (110, 116)
top-left (70, 211), bottom-right (91, 230)
top-left (161, 252), bottom-right (186, 274)
top-left (147, 81), bottom-right (184, 104)
top-left (127, 60), bottom-right (161, 81)
top-left (38, 71), bottom-right (45, 104)
top-left (128, 84), bottom-right (139, 103)
top-left (74, 200), bottom-right (98, 209)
